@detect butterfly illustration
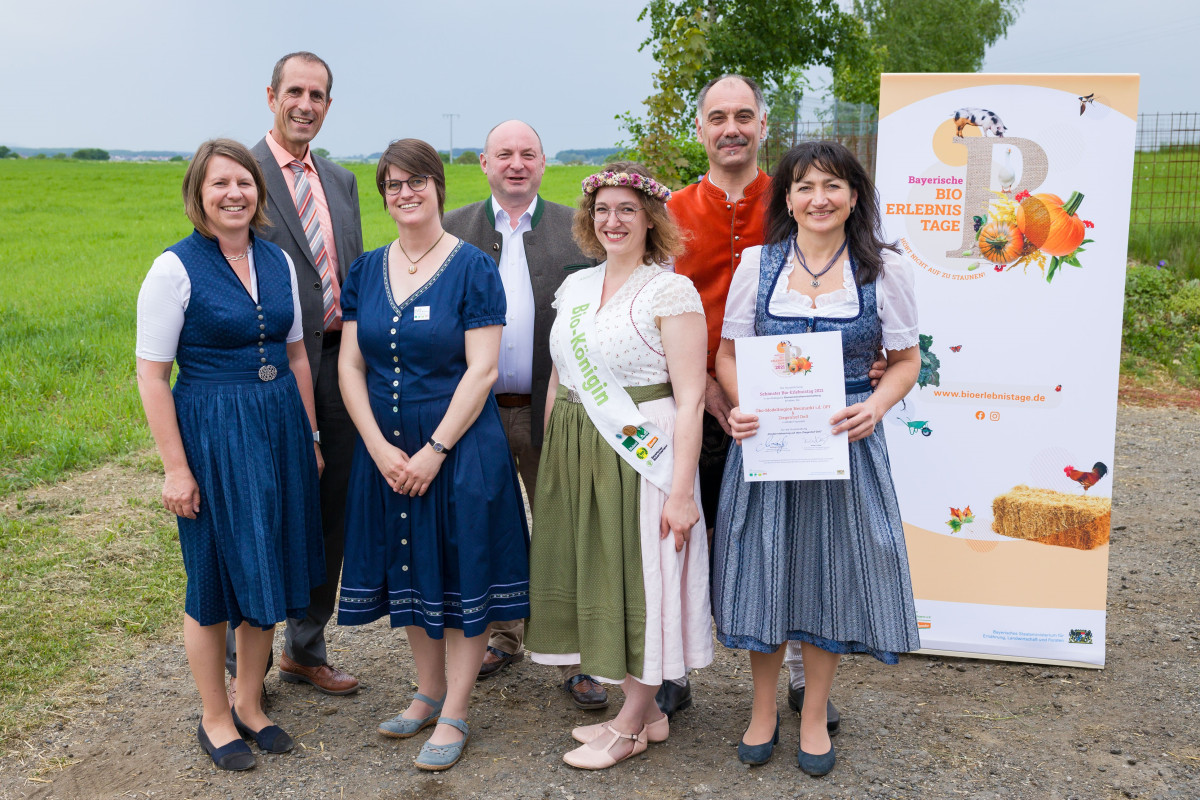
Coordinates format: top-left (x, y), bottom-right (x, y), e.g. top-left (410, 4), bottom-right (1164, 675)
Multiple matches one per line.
top-left (949, 345), bottom-right (962, 353)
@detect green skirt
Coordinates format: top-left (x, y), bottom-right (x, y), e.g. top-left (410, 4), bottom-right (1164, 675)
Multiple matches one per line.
top-left (526, 383), bottom-right (672, 681)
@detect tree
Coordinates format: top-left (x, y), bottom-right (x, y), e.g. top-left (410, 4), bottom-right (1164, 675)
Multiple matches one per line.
top-left (833, 0), bottom-right (1024, 107)
top-left (622, 0), bottom-right (856, 183)
top-left (0, 145), bottom-right (18, 159)
top-left (72, 148), bottom-right (110, 161)
top-left (453, 150), bottom-right (477, 165)
top-left (313, 147), bottom-right (330, 159)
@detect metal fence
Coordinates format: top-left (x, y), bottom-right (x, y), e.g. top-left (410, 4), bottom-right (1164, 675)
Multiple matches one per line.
top-left (758, 110), bottom-right (1199, 227)
top-left (1130, 112), bottom-right (1200, 227)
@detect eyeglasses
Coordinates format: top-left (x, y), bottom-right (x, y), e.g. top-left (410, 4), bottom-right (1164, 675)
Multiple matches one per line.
top-left (379, 175), bottom-right (431, 195)
top-left (590, 205), bottom-right (643, 222)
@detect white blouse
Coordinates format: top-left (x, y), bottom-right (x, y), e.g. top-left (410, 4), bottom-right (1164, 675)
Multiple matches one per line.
top-left (135, 247), bottom-right (304, 362)
top-left (721, 246), bottom-right (919, 351)
top-left (549, 263), bottom-right (705, 387)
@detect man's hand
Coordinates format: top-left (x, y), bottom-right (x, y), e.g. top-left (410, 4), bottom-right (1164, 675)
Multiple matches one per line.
top-left (704, 375), bottom-right (733, 435)
top-left (868, 351), bottom-right (887, 388)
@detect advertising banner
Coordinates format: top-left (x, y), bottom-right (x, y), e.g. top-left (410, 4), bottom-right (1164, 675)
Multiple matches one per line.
top-left (876, 74), bottom-right (1139, 667)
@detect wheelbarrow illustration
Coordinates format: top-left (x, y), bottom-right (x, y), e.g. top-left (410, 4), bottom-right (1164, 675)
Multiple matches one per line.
top-left (895, 414), bottom-right (932, 436)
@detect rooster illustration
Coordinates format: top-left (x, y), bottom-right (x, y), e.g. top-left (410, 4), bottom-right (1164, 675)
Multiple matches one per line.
top-left (1064, 462), bottom-right (1108, 491)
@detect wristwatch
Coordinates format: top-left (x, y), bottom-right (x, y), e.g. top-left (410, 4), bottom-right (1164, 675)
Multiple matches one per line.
top-left (427, 437), bottom-right (451, 454)
top-left (312, 430), bottom-right (321, 444)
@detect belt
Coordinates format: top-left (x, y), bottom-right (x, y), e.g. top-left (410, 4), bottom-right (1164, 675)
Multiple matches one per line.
top-left (845, 378), bottom-right (872, 394)
top-left (495, 393), bottom-right (532, 408)
top-left (321, 329), bottom-right (342, 348)
top-left (176, 364), bottom-right (292, 385)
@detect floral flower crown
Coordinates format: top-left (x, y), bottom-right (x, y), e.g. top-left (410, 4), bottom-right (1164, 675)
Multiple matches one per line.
top-left (582, 170), bottom-right (671, 202)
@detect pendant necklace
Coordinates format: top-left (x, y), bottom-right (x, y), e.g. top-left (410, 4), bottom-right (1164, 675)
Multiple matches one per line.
top-left (794, 237), bottom-right (847, 287)
top-left (397, 231), bottom-right (446, 274)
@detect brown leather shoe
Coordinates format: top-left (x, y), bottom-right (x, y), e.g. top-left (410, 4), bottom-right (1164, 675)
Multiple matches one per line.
top-left (565, 674), bottom-right (609, 711)
top-left (226, 676), bottom-right (266, 711)
top-left (478, 646), bottom-right (524, 679)
top-left (278, 653), bottom-right (359, 695)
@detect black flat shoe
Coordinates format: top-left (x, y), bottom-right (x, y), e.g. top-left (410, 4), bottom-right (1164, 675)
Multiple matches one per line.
top-left (655, 679), bottom-right (693, 719)
top-left (787, 685), bottom-right (840, 735)
top-left (232, 707), bottom-right (295, 754)
top-left (798, 742), bottom-right (836, 776)
top-left (197, 722), bottom-right (256, 771)
top-left (737, 713), bottom-right (780, 766)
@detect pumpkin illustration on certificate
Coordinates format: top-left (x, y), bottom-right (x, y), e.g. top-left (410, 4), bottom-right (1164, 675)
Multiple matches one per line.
top-left (734, 331), bottom-right (848, 482)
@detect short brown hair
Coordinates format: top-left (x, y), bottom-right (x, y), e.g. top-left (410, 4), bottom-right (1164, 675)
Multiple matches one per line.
top-left (271, 51), bottom-right (333, 97)
top-left (572, 161), bottom-right (682, 266)
top-left (182, 139), bottom-right (271, 239)
top-left (375, 139), bottom-right (446, 215)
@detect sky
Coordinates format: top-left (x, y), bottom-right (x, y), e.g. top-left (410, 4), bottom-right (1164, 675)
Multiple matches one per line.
top-left (3, 0), bottom-right (1197, 158)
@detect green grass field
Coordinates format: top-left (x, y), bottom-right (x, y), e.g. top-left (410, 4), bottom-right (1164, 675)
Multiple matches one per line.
top-left (0, 160), bottom-right (592, 496)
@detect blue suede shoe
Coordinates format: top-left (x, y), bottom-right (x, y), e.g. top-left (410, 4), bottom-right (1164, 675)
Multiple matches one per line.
top-left (197, 722), bottom-right (256, 771)
top-left (378, 692), bottom-right (445, 739)
top-left (737, 713), bottom-right (780, 766)
top-left (798, 742), bottom-right (836, 776)
top-left (415, 717), bottom-right (469, 771)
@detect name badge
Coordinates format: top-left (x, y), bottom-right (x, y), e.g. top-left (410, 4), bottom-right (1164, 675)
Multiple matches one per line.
top-left (413, 306), bottom-right (430, 321)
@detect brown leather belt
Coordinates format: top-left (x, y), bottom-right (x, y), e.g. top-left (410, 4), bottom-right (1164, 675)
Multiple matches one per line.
top-left (495, 393), bottom-right (532, 408)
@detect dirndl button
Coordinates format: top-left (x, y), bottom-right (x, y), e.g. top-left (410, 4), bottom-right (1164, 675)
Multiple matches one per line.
top-left (402, 565), bottom-right (409, 571)
top-left (258, 365), bottom-right (278, 381)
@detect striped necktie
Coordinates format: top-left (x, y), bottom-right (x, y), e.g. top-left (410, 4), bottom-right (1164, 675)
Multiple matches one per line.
top-left (289, 160), bottom-right (336, 329)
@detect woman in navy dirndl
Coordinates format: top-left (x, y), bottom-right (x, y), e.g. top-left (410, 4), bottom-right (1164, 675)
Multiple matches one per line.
top-left (335, 139), bottom-right (529, 772)
top-left (711, 142), bottom-right (922, 775)
top-left (136, 139), bottom-right (324, 770)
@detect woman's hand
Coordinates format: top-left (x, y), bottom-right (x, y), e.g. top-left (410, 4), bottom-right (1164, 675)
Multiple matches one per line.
top-left (314, 442), bottom-right (325, 477)
top-left (162, 468), bottom-right (201, 519)
top-left (727, 406), bottom-right (760, 443)
top-left (830, 400), bottom-right (882, 442)
top-left (660, 492), bottom-right (700, 552)
top-left (398, 445), bottom-right (445, 497)
top-left (370, 442), bottom-right (410, 492)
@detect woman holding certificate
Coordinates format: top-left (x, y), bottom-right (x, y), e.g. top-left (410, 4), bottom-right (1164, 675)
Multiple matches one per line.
top-left (526, 163), bottom-right (713, 770)
top-left (711, 141), bottom-right (921, 776)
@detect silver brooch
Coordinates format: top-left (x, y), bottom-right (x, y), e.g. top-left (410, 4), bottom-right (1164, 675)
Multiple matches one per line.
top-left (258, 365), bottom-right (278, 381)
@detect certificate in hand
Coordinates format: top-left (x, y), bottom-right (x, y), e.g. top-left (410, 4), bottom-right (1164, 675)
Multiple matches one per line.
top-left (735, 330), bottom-right (849, 482)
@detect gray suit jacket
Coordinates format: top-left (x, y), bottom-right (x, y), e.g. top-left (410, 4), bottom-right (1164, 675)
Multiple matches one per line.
top-left (251, 137), bottom-right (364, 384)
top-left (443, 196), bottom-right (591, 447)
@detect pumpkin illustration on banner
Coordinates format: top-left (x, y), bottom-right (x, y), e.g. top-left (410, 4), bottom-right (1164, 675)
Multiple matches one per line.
top-left (972, 190), bottom-right (1094, 283)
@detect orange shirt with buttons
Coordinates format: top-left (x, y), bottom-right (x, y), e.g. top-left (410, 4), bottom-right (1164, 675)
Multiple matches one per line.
top-left (669, 170), bottom-right (771, 376)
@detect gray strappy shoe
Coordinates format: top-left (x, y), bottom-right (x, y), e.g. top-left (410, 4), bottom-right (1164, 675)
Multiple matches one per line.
top-left (414, 717), bottom-right (469, 771)
top-left (378, 692), bottom-right (445, 738)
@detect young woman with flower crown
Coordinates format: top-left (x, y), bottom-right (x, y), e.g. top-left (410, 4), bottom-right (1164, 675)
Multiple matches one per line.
top-left (525, 162), bottom-right (714, 770)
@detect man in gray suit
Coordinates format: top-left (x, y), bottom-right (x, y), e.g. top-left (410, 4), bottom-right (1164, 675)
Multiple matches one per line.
top-left (442, 119), bottom-right (607, 711)
top-left (227, 51), bottom-right (363, 701)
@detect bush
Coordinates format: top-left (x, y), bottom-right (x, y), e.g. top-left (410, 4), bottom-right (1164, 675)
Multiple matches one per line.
top-left (72, 148), bottom-right (110, 161)
top-left (1122, 263), bottom-right (1200, 384)
top-left (453, 150), bottom-right (477, 165)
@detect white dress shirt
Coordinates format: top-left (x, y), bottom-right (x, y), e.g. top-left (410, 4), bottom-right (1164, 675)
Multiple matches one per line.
top-left (491, 195), bottom-right (538, 394)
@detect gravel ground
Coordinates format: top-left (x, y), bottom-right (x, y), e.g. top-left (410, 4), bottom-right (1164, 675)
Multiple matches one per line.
top-left (1, 405), bottom-right (1197, 800)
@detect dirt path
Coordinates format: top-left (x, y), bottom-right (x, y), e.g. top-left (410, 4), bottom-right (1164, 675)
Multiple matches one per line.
top-left (1, 405), bottom-right (1197, 799)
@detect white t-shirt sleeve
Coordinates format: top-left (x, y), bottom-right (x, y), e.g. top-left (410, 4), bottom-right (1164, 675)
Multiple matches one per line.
top-left (877, 250), bottom-right (919, 351)
top-left (720, 245), bottom-right (763, 340)
top-left (135, 251), bottom-right (190, 362)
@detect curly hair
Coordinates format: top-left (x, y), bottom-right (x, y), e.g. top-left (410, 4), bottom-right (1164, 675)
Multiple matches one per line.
top-left (571, 161), bottom-right (683, 266)
top-left (764, 141), bottom-right (898, 284)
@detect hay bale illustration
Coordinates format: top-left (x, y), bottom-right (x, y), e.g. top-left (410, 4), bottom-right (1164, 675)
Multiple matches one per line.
top-left (991, 485), bottom-right (1111, 550)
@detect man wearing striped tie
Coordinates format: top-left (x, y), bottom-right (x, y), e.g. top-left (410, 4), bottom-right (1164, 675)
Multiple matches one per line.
top-left (226, 51), bottom-right (364, 703)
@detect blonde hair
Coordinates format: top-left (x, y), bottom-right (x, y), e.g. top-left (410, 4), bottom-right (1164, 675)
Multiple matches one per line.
top-left (182, 139), bottom-right (271, 239)
top-left (571, 161), bottom-right (682, 266)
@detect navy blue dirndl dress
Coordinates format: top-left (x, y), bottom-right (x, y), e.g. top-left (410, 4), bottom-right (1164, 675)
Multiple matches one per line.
top-left (712, 242), bottom-right (920, 664)
top-left (336, 241), bottom-right (530, 638)
top-left (168, 231), bottom-right (324, 629)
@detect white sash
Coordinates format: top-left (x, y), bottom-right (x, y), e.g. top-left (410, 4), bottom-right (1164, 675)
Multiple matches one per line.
top-left (557, 265), bottom-right (675, 493)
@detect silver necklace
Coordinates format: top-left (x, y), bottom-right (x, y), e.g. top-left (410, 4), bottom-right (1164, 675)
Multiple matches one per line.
top-left (223, 242), bottom-right (252, 262)
top-left (793, 237), bottom-right (847, 287)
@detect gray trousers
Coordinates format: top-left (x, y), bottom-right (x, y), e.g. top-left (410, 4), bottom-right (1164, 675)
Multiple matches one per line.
top-left (226, 337), bottom-right (354, 675)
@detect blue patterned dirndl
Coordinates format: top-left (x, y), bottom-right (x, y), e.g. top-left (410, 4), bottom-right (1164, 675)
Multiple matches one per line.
top-left (711, 242), bottom-right (920, 663)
